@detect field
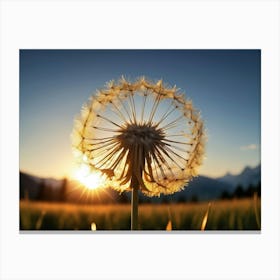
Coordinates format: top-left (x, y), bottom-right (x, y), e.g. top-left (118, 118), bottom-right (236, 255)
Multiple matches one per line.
top-left (20, 197), bottom-right (261, 231)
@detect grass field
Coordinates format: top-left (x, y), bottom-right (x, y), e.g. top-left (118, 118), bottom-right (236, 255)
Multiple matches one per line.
top-left (20, 197), bottom-right (261, 231)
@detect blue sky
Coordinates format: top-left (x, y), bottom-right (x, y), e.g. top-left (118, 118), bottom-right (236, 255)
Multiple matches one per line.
top-left (20, 50), bottom-right (260, 178)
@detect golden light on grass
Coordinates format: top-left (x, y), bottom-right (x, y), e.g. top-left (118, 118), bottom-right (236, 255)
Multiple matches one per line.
top-left (71, 77), bottom-right (206, 230)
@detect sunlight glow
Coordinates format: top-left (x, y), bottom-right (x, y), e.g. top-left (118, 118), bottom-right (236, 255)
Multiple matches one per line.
top-left (73, 164), bottom-right (105, 190)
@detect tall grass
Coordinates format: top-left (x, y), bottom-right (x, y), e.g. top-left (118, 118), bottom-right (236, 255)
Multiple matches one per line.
top-left (20, 197), bottom-right (261, 231)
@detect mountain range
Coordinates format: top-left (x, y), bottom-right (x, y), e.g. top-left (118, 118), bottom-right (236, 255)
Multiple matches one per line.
top-left (20, 164), bottom-right (260, 203)
top-left (217, 164), bottom-right (261, 192)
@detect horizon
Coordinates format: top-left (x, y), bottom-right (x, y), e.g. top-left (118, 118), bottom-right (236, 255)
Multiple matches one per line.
top-left (20, 50), bottom-right (261, 179)
top-left (19, 162), bottom-right (261, 181)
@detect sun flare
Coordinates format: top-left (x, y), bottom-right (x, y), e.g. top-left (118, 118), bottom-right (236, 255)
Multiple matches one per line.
top-left (73, 164), bottom-right (104, 190)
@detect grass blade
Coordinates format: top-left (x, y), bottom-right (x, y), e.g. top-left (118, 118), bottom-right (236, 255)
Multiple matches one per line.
top-left (166, 220), bottom-right (172, 231)
top-left (201, 202), bottom-right (211, 231)
top-left (91, 222), bottom-right (97, 231)
top-left (166, 206), bottom-right (172, 231)
top-left (35, 210), bottom-right (46, 230)
top-left (253, 192), bottom-right (261, 229)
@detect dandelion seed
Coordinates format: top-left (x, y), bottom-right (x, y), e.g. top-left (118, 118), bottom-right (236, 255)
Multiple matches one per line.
top-left (72, 77), bottom-right (206, 230)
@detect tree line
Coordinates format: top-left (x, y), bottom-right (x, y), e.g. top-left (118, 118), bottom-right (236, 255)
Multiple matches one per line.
top-left (220, 181), bottom-right (261, 200)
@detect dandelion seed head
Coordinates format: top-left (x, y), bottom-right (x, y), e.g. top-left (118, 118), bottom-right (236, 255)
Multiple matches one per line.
top-left (72, 77), bottom-right (206, 197)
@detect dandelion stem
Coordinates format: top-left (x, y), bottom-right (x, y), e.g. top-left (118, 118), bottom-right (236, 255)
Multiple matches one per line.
top-left (131, 176), bottom-right (139, 230)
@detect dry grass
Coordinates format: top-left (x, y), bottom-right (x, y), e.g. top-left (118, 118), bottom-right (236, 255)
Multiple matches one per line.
top-left (20, 197), bottom-right (261, 231)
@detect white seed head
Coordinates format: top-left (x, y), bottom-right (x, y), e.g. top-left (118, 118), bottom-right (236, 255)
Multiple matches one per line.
top-left (72, 77), bottom-right (206, 197)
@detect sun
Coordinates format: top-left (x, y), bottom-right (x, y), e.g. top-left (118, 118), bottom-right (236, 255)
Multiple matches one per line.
top-left (73, 163), bottom-right (104, 190)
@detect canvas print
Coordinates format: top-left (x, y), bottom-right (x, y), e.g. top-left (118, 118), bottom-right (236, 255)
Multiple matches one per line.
top-left (20, 50), bottom-right (261, 231)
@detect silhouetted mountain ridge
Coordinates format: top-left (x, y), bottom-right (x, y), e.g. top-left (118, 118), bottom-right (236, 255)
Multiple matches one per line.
top-left (217, 164), bottom-right (260, 191)
top-left (20, 164), bottom-right (260, 202)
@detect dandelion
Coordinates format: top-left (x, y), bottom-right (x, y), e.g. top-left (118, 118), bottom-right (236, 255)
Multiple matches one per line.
top-left (72, 77), bottom-right (206, 229)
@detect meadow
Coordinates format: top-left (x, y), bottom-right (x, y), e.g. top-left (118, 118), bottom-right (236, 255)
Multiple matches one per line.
top-left (20, 196), bottom-right (261, 231)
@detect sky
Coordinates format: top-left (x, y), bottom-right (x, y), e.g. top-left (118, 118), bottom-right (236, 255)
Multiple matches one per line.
top-left (19, 50), bottom-right (261, 179)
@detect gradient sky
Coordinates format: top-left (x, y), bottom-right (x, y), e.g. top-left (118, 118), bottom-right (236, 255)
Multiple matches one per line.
top-left (20, 50), bottom-right (260, 179)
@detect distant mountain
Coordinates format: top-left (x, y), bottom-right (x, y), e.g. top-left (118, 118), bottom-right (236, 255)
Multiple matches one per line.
top-left (217, 164), bottom-right (261, 190)
top-left (20, 171), bottom-right (65, 201)
top-left (176, 175), bottom-right (233, 201)
top-left (122, 175), bottom-right (232, 203)
top-left (20, 172), bottom-right (42, 200)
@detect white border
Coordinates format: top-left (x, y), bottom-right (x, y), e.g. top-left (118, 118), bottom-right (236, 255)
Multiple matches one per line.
top-left (1, 1), bottom-right (279, 280)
